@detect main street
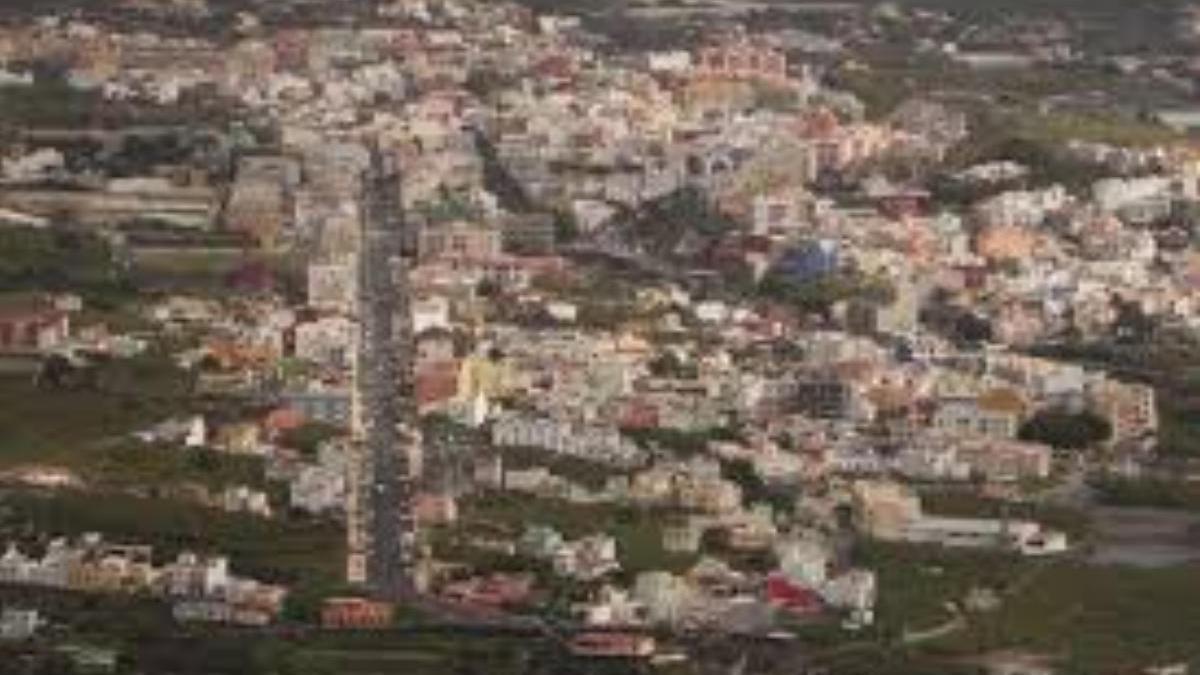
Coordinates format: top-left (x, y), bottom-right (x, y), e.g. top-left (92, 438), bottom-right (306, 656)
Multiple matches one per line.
top-left (356, 144), bottom-right (418, 601)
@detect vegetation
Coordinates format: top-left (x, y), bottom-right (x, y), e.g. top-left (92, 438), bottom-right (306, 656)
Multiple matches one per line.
top-left (610, 186), bottom-right (737, 260)
top-left (943, 123), bottom-right (1113, 193)
top-left (0, 228), bottom-right (131, 307)
top-left (475, 131), bottom-right (533, 213)
top-left (1027, 333), bottom-right (1200, 457)
top-left (623, 427), bottom-right (742, 459)
top-left (129, 249), bottom-right (304, 300)
top-left (1090, 476), bottom-right (1200, 511)
top-left (88, 444), bottom-right (267, 493)
top-left (952, 562), bottom-right (1200, 672)
top-left (1018, 408), bottom-right (1112, 450)
top-left (851, 541), bottom-right (1028, 640)
top-left (0, 358), bottom-right (186, 470)
top-left (278, 422), bottom-right (342, 459)
top-left (758, 270), bottom-right (894, 319)
top-left (494, 445), bottom-right (619, 492)
top-left (0, 79), bottom-right (103, 128)
top-left (0, 353), bottom-right (275, 496)
top-left (719, 458), bottom-right (794, 516)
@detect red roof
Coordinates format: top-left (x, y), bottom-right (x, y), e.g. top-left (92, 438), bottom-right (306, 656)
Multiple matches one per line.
top-left (765, 574), bottom-right (824, 613)
top-left (264, 407), bottom-right (305, 433)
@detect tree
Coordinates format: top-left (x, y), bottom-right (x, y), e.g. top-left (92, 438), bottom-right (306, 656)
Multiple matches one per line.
top-left (552, 210), bottom-right (579, 245)
top-left (719, 458), bottom-right (792, 514)
top-left (278, 422), bottom-right (342, 458)
top-left (1019, 408), bottom-right (1112, 450)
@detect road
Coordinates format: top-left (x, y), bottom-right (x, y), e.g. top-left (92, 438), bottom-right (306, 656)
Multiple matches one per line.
top-left (357, 144), bottom-right (418, 601)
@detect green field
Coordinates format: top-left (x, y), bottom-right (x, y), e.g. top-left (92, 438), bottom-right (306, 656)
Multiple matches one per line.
top-left (0, 369), bottom-right (179, 469)
top-left (947, 562), bottom-right (1200, 672)
top-left (853, 541), bottom-right (1029, 639)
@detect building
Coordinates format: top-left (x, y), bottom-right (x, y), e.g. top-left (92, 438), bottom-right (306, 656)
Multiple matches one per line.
top-left (0, 535), bottom-right (286, 625)
top-left (1087, 378), bottom-right (1157, 450)
top-left (418, 221), bottom-right (502, 261)
top-left (956, 439), bottom-right (1052, 481)
top-left (0, 305), bottom-right (69, 353)
top-left (0, 608), bottom-right (41, 641)
top-left (440, 574), bottom-right (534, 609)
top-left (500, 213), bottom-right (557, 255)
top-left (934, 388), bottom-right (1027, 440)
top-left (307, 262), bottom-right (355, 312)
top-left (791, 371), bottom-right (854, 420)
top-left (321, 597), bottom-right (395, 629)
top-left (852, 481), bottom-right (1067, 556)
top-left (294, 316), bottom-right (355, 369)
top-left (280, 388), bottom-right (353, 428)
top-left (694, 40), bottom-right (788, 83)
top-left (225, 156), bottom-right (298, 246)
top-left (553, 535), bottom-right (620, 580)
top-left (491, 414), bottom-right (643, 467)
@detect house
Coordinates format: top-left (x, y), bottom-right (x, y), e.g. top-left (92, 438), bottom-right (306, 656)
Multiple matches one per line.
top-left (1087, 378), bottom-right (1157, 450)
top-left (225, 156), bottom-right (297, 247)
top-left (290, 462), bottom-right (345, 515)
top-left (500, 213), bottom-right (557, 254)
top-left (418, 221), bottom-right (502, 262)
top-left (519, 525), bottom-right (565, 559)
top-left (491, 414), bottom-right (643, 467)
top-left (662, 517), bottom-right (707, 554)
top-left (0, 608), bottom-right (41, 640)
top-left (307, 262), bottom-right (354, 312)
top-left (568, 632), bottom-right (656, 658)
top-left (632, 571), bottom-right (694, 626)
top-left (416, 359), bottom-right (461, 409)
top-left (415, 492), bottom-right (458, 525)
top-left (0, 305), bottom-right (69, 353)
top-left (934, 388), bottom-right (1027, 440)
top-left (693, 38), bottom-right (788, 83)
top-left (213, 421), bottom-right (264, 455)
top-left (412, 296), bottom-right (451, 333)
top-left (279, 388), bottom-right (353, 428)
top-left (791, 371), bottom-right (855, 420)
top-left (765, 573), bottom-right (824, 615)
top-left (56, 645), bottom-right (118, 674)
top-left (440, 574), bottom-right (533, 609)
top-left (957, 439), bottom-right (1052, 481)
top-left (553, 534), bottom-right (619, 580)
top-left (293, 316), bottom-right (355, 368)
top-left (577, 586), bottom-right (648, 626)
top-left (321, 597), bottom-right (394, 629)
top-left (221, 486), bottom-right (273, 517)
top-left (852, 481), bottom-right (1067, 556)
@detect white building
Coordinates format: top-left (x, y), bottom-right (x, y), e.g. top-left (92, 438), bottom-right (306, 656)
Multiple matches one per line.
top-left (294, 316), bottom-right (355, 368)
top-left (412, 296), bottom-right (451, 333)
top-left (491, 414), bottom-right (643, 466)
top-left (0, 609), bottom-right (41, 641)
top-left (306, 262), bottom-right (355, 312)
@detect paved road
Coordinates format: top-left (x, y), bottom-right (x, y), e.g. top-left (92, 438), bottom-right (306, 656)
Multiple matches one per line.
top-left (357, 145), bottom-right (418, 601)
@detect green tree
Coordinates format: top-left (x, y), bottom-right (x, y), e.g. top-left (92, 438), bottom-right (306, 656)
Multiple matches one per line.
top-left (278, 422), bottom-right (342, 458)
top-left (1018, 408), bottom-right (1112, 450)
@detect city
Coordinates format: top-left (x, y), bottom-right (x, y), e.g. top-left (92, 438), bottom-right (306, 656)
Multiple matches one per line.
top-left (0, 0), bottom-right (1200, 673)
